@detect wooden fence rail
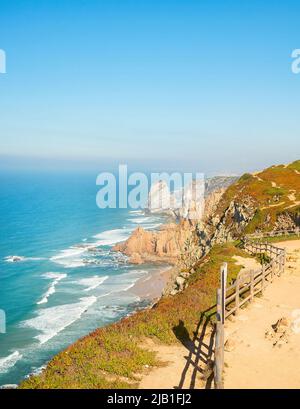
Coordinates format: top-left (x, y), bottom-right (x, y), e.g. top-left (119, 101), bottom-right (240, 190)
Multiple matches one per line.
top-left (246, 228), bottom-right (300, 239)
top-left (213, 228), bottom-right (297, 389)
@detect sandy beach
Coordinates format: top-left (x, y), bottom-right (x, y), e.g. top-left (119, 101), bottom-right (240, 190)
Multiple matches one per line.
top-left (130, 265), bottom-right (179, 300)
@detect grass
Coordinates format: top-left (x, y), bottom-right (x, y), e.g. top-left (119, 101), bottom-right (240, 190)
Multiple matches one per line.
top-left (20, 242), bottom-right (250, 389)
top-left (262, 234), bottom-right (300, 244)
top-left (213, 161), bottom-right (300, 233)
top-left (288, 160), bottom-right (300, 172)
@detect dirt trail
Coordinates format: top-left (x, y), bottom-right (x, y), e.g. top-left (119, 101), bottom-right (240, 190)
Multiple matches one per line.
top-left (224, 240), bottom-right (300, 389)
top-left (138, 257), bottom-right (259, 389)
top-left (138, 243), bottom-right (300, 389)
top-left (286, 190), bottom-right (300, 209)
top-left (138, 318), bottom-right (216, 389)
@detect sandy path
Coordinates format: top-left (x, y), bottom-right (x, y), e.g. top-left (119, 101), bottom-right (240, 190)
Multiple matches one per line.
top-left (138, 320), bottom-right (217, 389)
top-left (139, 340), bottom-right (207, 389)
top-left (138, 257), bottom-right (259, 389)
top-left (224, 240), bottom-right (300, 389)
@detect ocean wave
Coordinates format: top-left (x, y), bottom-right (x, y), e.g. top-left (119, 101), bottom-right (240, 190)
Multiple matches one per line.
top-left (127, 216), bottom-right (154, 224)
top-left (142, 223), bottom-right (162, 230)
top-left (50, 246), bottom-right (88, 268)
top-left (22, 296), bottom-right (97, 344)
top-left (50, 229), bottom-right (132, 268)
top-left (37, 273), bottom-right (67, 305)
top-left (25, 365), bottom-right (46, 379)
top-left (104, 269), bottom-right (148, 295)
top-left (76, 275), bottom-right (109, 292)
top-left (93, 228), bottom-right (133, 246)
top-left (0, 351), bottom-right (23, 374)
top-left (50, 247), bottom-right (86, 262)
top-left (129, 210), bottom-right (144, 214)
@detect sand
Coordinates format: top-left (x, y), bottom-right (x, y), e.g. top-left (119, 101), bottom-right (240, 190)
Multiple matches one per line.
top-left (130, 265), bottom-right (178, 300)
top-left (224, 239), bottom-right (300, 389)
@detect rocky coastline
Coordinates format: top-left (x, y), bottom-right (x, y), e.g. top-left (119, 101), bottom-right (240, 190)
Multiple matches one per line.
top-left (113, 164), bottom-right (300, 297)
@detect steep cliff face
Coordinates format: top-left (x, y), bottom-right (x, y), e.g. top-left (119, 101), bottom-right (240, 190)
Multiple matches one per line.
top-left (209, 161), bottom-right (300, 236)
top-left (197, 160), bottom-right (300, 252)
top-left (146, 176), bottom-right (237, 220)
top-left (113, 220), bottom-right (200, 266)
top-left (146, 179), bottom-right (205, 220)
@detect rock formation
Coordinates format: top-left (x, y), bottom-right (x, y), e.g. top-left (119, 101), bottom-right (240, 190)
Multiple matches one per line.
top-left (113, 219), bottom-right (200, 266)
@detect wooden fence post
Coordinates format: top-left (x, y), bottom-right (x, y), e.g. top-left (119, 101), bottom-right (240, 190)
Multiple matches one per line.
top-left (214, 289), bottom-right (224, 389)
top-left (282, 249), bottom-right (286, 274)
top-left (261, 264), bottom-right (265, 294)
top-left (278, 252), bottom-right (282, 276)
top-left (235, 275), bottom-right (240, 315)
top-left (270, 260), bottom-right (274, 282)
top-left (250, 269), bottom-right (254, 301)
top-left (221, 263), bottom-right (227, 325)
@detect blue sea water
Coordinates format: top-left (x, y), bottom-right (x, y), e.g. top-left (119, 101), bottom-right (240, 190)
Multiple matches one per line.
top-left (0, 170), bottom-right (165, 386)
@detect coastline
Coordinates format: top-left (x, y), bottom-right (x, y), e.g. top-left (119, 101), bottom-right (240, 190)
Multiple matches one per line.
top-left (14, 262), bottom-right (178, 388)
top-left (129, 264), bottom-right (179, 301)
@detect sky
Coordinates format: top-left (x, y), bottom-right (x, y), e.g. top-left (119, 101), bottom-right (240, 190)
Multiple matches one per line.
top-left (0, 0), bottom-right (300, 174)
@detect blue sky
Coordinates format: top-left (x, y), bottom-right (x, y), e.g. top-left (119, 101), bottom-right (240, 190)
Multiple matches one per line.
top-left (0, 0), bottom-right (299, 174)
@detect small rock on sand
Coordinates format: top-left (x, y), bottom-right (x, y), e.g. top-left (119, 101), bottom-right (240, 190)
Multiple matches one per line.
top-left (225, 338), bottom-right (237, 352)
top-left (272, 317), bottom-right (290, 334)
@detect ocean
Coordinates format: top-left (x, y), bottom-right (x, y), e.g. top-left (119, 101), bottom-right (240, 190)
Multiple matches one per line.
top-left (0, 170), bottom-right (166, 386)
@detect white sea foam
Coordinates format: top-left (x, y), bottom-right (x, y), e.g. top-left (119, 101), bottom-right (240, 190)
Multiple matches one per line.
top-left (0, 351), bottom-right (22, 373)
top-left (0, 384), bottom-right (18, 389)
top-left (127, 216), bottom-right (153, 224)
top-left (77, 275), bottom-right (109, 292)
top-left (143, 223), bottom-right (162, 230)
top-left (50, 247), bottom-right (88, 268)
top-left (4, 255), bottom-right (44, 263)
top-left (129, 210), bottom-right (144, 214)
top-left (25, 365), bottom-right (47, 379)
top-left (22, 296), bottom-right (97, 344)
top-left (37, 273), bottom-right (67, 305)
top-left (105, 269), bottom-right (148, 295)
top-left (93, 228), bottom-right (133, 246)
top-left (51, 247), bottom-right (86, 261)
top-left (4, 255), bottom-right (25, 262)
top-left (50, 229), bottom-right (132, 268)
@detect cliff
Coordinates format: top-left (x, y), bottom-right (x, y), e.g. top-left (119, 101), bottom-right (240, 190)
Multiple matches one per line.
top-left (113, 177), bottom-right (236, 267)
top-left (203, 160), bottom-right (300, 244)
top-left (113, 220), bottom-right (200, 267)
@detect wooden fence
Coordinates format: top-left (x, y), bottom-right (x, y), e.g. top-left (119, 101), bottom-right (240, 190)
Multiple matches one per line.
top-left (246, 228), bottom-right (300, 240)
top-left (213, 233), bottom-right (291, 389)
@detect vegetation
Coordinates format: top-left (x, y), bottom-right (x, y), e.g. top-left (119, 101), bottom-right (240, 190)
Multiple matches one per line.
top-left (262, 233), bottom-right (300, 244)
top-left (214, 161), bottom-right (300, 233)
top-left (288, 160), bottom-right (300, 172)
top-left (20, 243), bottom-right (249, 389)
